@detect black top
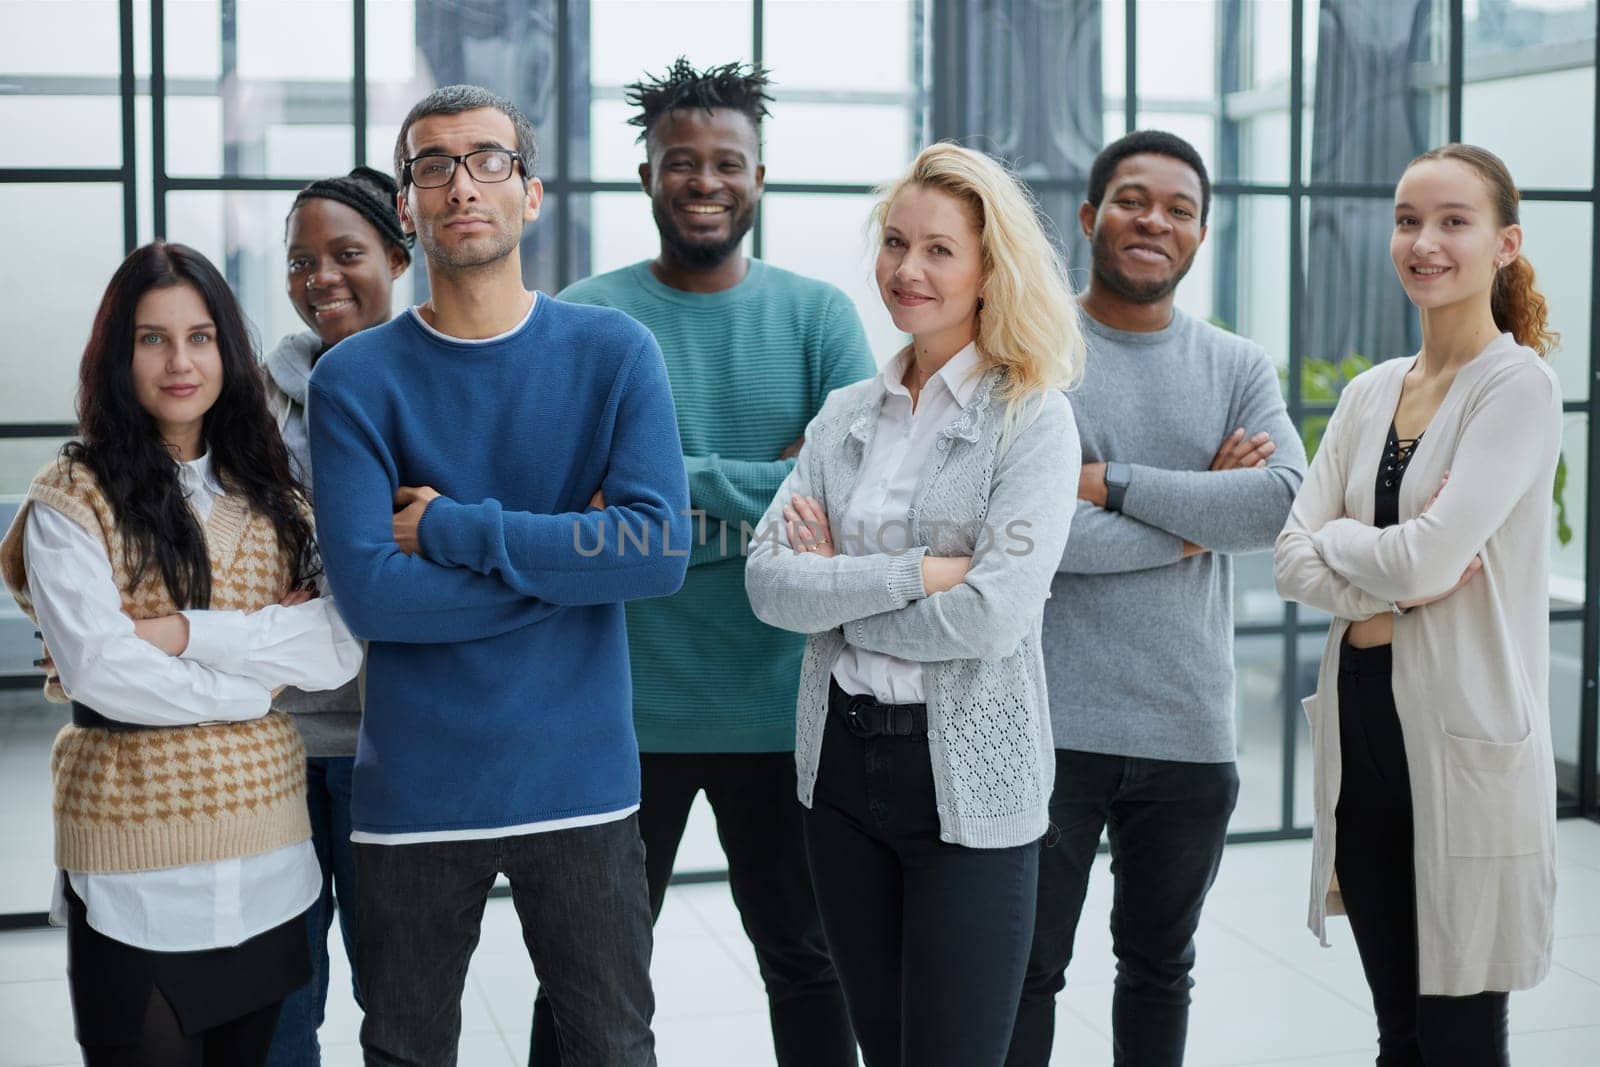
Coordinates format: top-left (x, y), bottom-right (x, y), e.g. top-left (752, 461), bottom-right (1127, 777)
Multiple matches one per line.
top-left (1374, 423), bottom-right (1423, 529)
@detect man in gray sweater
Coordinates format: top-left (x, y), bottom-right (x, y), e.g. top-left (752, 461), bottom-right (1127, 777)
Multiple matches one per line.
top-left (1006, 131), bottom-right (1306, 1067)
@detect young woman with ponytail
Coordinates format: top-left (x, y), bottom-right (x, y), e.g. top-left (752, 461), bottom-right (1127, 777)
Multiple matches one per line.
top-left (1275, 144), bottom-right (1561, 1065)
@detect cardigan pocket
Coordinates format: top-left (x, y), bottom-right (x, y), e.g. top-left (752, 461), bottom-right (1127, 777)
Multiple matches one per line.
top-left (1441, 728), bottom-right (1542, 858)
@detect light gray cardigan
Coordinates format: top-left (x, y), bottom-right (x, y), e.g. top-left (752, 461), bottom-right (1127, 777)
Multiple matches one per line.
top-left (745, 368), bottom-right (1080, 849)
top-left (1274, 334), bottom-right (1560, 995)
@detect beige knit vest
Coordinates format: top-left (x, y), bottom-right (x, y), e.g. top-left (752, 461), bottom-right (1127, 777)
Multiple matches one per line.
top-left (0, 456), bottom-right (312, 873)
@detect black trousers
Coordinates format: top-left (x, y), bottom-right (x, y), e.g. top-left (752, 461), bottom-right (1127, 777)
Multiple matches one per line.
top-left (1007, 749), bottom-right (1239, 1067)
top-left (529, 751), bottom-right (855, 1067)
top-left (66, 884), bottom-right (306, 1067)
top-left (1335, 640), bottom-right (1510, 1066)
top-left (802, 684), bottom-right (1038, 1067)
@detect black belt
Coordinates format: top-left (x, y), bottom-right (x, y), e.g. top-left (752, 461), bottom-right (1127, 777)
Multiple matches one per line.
top-left (71, 701), bottom-right (161, 732)
top-left (828, 679), bottom-right (929, 739)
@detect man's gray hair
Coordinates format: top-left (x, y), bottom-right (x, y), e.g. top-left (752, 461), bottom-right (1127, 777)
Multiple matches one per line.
top-left (393, 84), bottom-right (538, 187)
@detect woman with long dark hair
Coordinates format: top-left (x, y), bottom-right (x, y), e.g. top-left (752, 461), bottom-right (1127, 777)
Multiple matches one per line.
top-left (1275, 144), bottom-right (1561, 1065)
top-left (263, 165), bottom-right (410, 1067)
top-left (1, 241), bottom-right (361, 1066)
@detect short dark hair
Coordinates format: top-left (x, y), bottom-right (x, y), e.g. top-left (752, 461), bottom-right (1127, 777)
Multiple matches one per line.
top-left (1086, 130), bottom-right (1211, 225)
top-left (626, 57), bottom-right (773, 147)
top-left (392, 84), bottom-right (537, 188)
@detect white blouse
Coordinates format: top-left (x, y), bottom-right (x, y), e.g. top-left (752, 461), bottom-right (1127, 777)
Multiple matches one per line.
top-left (25, 453), bottom-right (363, 950)
top-left (831, 342), bottom-right (984, 704)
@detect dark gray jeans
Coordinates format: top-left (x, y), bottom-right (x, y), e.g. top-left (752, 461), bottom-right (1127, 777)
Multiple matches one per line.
top-left (354, 815), bottom-right (656, 1067)
top-left (1008, 749), bottom-right (1239, 1067)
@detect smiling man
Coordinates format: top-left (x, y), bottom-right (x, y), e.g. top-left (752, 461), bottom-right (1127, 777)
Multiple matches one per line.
top-left (533, 59), bottom-right (873, 1067)
top-left (306, 84), bottom-right (689, 1067)
top-left (1005, 131), bottom-right (1307, 1067)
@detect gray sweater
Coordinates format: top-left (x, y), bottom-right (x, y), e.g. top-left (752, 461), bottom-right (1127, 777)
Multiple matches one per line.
top-left (264, 331), bottom-right (362, 757)
top-left (1046, 309), bottom-right (1305, 763)
top-left (746, 369), bottom-right (1080, 848)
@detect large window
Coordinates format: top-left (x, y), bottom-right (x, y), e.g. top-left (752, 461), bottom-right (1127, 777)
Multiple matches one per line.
top-left (2, 0), bottom-right (1596, 916)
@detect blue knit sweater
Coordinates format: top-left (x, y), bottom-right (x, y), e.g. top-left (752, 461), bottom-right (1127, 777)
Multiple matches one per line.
top-left (307, 297), bottom-right (690, 836)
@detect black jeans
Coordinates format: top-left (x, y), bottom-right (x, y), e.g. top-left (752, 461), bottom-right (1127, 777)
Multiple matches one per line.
top-left (529, 751), bottom-right (855, 1067)
top-left (1008, 748), bottom-right (1239, 1067)
top-left (1335, 640), bottom-right (1510, 1066)
top-left (803, 684), bottom-right (1039, 1067)
top-left (355, 815), bottom-right (656, 1067)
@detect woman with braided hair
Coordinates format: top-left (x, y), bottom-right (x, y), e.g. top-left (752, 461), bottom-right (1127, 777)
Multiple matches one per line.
top-left (262, 165), bottom-right (411, 1066)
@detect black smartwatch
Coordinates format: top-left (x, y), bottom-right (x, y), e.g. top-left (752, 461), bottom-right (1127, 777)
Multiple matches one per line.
top-left (1104, 462), bottom-right (1132, 513)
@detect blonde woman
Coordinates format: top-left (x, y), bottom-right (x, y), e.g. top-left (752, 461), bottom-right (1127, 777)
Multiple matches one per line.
top-left (1275, 144), bottom-right (1561, 1064)
top-left (745, 142), bottom-right (1085, 1067)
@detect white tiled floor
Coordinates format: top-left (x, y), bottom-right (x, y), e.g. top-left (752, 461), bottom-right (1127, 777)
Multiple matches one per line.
top-left (4, 820), bottom-right (1600, 1066)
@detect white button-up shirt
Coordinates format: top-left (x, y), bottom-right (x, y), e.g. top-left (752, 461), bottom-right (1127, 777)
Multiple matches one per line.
top-left (25, 452), bottom-right (362, 950)
top-left (830, 342), bottom-right (984, 705)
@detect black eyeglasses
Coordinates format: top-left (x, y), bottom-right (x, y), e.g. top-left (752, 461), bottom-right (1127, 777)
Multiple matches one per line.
top-left (402, 149), bottom-right (521, 189)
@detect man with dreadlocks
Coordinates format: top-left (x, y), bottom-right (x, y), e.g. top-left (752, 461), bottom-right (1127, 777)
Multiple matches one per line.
top-left (533, 58), bottom-right (872, 1067)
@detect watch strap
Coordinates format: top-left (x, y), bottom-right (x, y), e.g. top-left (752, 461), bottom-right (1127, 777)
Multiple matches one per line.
top-left (1104, 462), bottom-right (1132, 513)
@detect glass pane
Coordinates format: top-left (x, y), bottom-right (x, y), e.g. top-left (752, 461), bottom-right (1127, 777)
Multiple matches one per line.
top-left (1521, 201), bottom-right (1591, 402)
top-left (0, 0), bottom-right (120, 75)
top-left (1235, 553), bottom-right (1284, 627)
top-left (0, 97), bottom-right (124, 169)
top-left (1307, 0), bottom-right (1446, 187)
top-left (1292, 627), bottom-right (1329, 829)
top-left (765, 103), bottom-right (915, 186)
top-left (1136, 0), bottom-right (1217, 102)
top-left (1, 185), bottom-right (128, 424)
top-left (1213, 194), bottom-right (1291, 372)
top-left (1551, 618), bottom-right (1583, 806)
top-left (1303, 195), bottom-right (1418, 368)
top-left (1463, 0), bottom-right (1595, 190)
top-left (1552, 414), bottom-right (1587, 609)
top-left (0, 1), bottom-right (123, 166)
top-left (579, 0), bottom-right (753, 180)
top-left (734, 3), bottom-right (910, 181)
top-left (765, 0), bottom-right (916, 92)
top-left (965, 0), bottom-right (1109, 179)
top-left (1234, 633), bottom-right (1286, 832)
top-left (1228, 0), bottom-right (1292, 186)
top-left (366, 0), bottom-right (422, 181)
top-left (759, 192), bottom-right (901, 365)
top-left (164, 0), bottom-right (356, 178)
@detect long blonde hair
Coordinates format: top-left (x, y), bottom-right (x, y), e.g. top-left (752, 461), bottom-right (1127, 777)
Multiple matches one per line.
top-left (871, 143), bottom-right (1086, 420)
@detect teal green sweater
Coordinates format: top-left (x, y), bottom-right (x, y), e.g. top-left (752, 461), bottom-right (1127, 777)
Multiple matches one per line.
top-left (559, 260), bottom-right (876, 751)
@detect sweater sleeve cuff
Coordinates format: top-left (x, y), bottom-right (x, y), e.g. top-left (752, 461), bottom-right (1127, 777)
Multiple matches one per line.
top-left (886, 547), bottom-right (930, 604)
top-left (415, 494), bottom-right (470, 566)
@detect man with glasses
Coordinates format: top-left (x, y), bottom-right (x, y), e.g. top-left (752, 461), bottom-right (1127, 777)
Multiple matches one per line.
top-left (307, 84), bottom-right (688, 1067)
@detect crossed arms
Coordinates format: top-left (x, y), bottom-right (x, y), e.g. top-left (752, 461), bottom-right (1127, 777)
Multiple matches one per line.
top-left (1060, 357), bottom-right (1307, 575)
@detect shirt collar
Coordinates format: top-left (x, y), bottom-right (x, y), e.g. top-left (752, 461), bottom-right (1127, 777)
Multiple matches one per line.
top-left (881, 341), bottom-right (985, 409)
top-left (178, 451), bottom-right (221, 499)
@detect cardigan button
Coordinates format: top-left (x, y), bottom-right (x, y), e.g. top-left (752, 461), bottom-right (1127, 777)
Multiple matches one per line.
top-left (940, 832), bottom-right (953, 842)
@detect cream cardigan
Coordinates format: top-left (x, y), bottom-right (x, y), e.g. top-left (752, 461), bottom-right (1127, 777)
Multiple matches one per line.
top-left (1274, 333), bottom-right (1560, 995)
